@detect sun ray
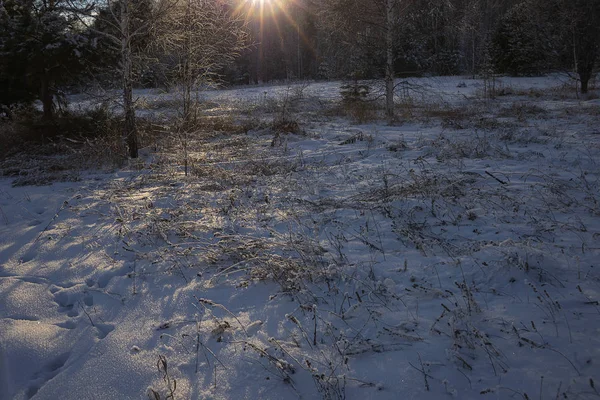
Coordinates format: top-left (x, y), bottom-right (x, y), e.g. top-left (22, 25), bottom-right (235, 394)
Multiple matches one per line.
top-left (233, 0), bottom-right (317, 81)
top-left (271, 0), bottom-right (314, 55)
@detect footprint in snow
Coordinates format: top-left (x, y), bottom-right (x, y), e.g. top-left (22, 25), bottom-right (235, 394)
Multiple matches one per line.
top-left (26, 353), bottom-right (70, 399)
top-left (83, 294), bottom-right (94, 307)
top-left (52, 291), bottom-right (73, 308)
top-left (66, 309), bottom-right (79, 318)
top-left (96, 264), bottom-right (131, 289)
top-left (19, 252), bottom-right (36, 263)
top-left (96, 323), bottom-right (115, 339)
top-left (55, 320), bottom-right (77, 330)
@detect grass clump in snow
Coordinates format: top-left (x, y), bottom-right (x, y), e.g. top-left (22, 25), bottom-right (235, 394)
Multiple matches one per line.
top-left (0, 106), bottom-right (133, 184)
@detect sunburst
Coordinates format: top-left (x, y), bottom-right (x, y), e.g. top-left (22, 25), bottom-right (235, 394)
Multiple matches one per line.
top-left (233, 0), bottom-right (312, 81)
top-left (234, 0), bottom-right (308, 44)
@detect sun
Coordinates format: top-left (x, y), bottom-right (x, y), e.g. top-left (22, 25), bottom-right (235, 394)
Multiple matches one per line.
top-left (234, 0), bottom-right (272, 17)
top-left (235, 0), bottom-right (280, 20)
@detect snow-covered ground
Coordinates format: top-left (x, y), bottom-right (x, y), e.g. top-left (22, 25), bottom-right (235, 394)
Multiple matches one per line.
top-left (1, 76), bottom-right (600, 400)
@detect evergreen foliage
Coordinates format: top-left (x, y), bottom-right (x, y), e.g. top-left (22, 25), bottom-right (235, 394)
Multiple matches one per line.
top-left (0, 0), bottom-right (92, 119)
top-left (492, 1), bottom-right (549, 76)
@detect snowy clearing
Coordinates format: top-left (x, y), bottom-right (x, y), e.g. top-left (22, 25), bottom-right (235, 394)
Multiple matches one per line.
top-left (1, 76), bottom-right (600, 400)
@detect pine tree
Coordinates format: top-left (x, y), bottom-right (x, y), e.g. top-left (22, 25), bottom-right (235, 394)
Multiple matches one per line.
top-left (0, 0), bottom-right (90, 119)
top-left (493, 1), bottom-right (549, 76)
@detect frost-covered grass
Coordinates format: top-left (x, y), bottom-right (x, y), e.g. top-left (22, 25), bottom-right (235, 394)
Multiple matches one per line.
top-left (1, 76), bottom-right (600, 400)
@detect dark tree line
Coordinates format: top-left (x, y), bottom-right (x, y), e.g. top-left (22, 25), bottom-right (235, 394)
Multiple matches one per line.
top-left (236, 0), bottom-right (598, 91)
top-left (1, 0), bottom-right (598, 156)
top-left (0, 0), bottom-right (93, 119)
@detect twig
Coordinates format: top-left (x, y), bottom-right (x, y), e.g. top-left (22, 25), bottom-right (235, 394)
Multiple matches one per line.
top-left (195, 321), bottom-right (202, 374)
top-left (157, 355), bottom-right (177, 400)
top-left (409, 353), bottom-right (430, 391)
top-left (0, 205), bottom-right (8, 225)
top-left (194, 296), bottom-right (248, 336)
top-left (132, 258), bottom-right (137, 295)
top-left (34, 199), bottom-right (71, 243)
top-left (546, 348), bottom-right (580, 375)
top-left (79, 301), bottom-right (95, 327)
top-left (313, 306), bottom-right (318, 346)
top-left (485, 171), bottom-right (507, 185)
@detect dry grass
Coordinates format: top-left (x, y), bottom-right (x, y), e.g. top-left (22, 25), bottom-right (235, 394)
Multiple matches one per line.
top-left (0, 107), bottom-right (172, 185)
top-left (424, 104), bottom-right (477, 129)
top-left (497, 102), bottom-right (547, 121)
top-left (345, 100), bottom-right (378, 124)
top-left (322, 100), bottom-right (378, 124)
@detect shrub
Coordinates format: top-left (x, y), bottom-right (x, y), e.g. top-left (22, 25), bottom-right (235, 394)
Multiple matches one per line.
top-left (340, 80), bottom-right (370, 104)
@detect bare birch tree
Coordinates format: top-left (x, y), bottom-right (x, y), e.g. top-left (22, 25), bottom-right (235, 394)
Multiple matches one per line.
top-left (159, 0), bottom-right (248, 123)
top-left (74, 0), bottom-right (172, 158)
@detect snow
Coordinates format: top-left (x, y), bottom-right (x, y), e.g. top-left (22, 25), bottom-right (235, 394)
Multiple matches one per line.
top-left (2, 75), bottom-right (600, 399)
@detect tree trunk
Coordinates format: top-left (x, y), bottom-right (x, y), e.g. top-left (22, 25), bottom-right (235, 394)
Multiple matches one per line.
top-left (124, 98), bottom-right (138, 158)
top-left (121, 0), bottom-right (138, 158)
top-left (258, 13), bottom-right (264, 84)
top-left (570, 1), bottom-right (599, 96)
top-left (471, 34), bottom-right (476, 78)
top-left (182, 67), bottom-right (191, 122)
top-left (40, 75), bottom-right (54, 120)
top-left (580, 71), bottom-right (590, 94)
top-left (385, 0), bottom-right (395, 120)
